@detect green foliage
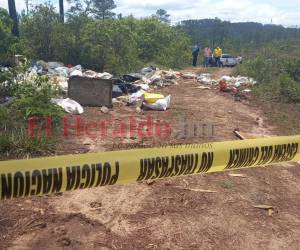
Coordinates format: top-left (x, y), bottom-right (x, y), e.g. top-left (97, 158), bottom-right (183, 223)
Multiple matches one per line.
top-left (20, 4), bottom-right (70, 61)
top-left (154, 9), bottom-right (170, 24)
top-left (79, 19), bottom-right (141, 73)
top-left (0, 8), bottom-right (18, 62)
top-left (13, 76), bottom-right (63, 121)
top-left (19, 4), bottom-right (192, 74)
top-left (279, 74), bottom-right (300, 103)
top-left (90, 0), bottom-right (116, 20)
top-left (180, 18), bottom-right (300, 54)
top-left (0, 67), bottom-right (63, 158)
top-left (234, 39), bottom-right (300, 103)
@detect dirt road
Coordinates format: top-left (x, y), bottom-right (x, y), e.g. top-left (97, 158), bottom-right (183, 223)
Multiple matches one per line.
top-left (1, 67), bottom-right (300, 249)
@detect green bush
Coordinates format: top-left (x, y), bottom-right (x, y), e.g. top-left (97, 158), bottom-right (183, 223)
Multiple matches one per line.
top-left (19, 5), bottom-right (192, 74)
top-left (234, 39), bottom-right (300, 103)
top-left (280, 74), bottom-right (300, 103)
top-left (0, 74), bottom-right (63, 158)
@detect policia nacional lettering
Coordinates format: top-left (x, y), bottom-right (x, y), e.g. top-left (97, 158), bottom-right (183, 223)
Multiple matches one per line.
top-left (226, 143), bottom-right (298, 170)
top-left (137, 152), bottom-right (214, 181)
top-left (0, 161), bottom-right (119, 200)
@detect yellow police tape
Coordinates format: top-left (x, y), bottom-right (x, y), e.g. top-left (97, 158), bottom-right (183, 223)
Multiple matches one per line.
top-left (0, 135), bottom-right (299, 200)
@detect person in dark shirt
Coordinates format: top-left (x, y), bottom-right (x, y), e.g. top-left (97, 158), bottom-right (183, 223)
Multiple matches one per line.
top-left (192, 44), bottom-right (200, 67)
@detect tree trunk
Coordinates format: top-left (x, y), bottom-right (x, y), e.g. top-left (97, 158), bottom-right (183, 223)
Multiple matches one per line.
top-left (59, 0), bottom-right (64, 23)
top-left (7, 0), bottom-right (19, 36)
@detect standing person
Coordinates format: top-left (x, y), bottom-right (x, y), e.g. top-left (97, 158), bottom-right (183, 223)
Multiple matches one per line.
top-left (192, 44), bottom-right (200, 67)
top-left (213, 47), bottom-right (223, 67)
top-left (204, 47), bottom-right (212, 67)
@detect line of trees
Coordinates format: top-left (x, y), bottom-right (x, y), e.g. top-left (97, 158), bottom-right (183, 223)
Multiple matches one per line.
top-left (180, 18), bottom-right (300, 54)
top-left (1, 1), bottom-right (191, 73)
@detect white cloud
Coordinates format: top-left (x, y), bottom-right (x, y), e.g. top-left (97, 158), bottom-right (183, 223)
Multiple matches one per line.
top-left (0, 0), bottom-right (299, 26)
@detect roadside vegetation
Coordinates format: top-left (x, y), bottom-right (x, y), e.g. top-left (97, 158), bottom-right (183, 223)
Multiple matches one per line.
top-left (0, 63), bottom-right (64, 158)
top-left (233, 39), bottom-right (300, 134)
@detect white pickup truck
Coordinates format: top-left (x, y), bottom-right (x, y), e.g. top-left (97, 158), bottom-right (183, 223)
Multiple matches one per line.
top-left (220, 54), bottom-right (242, 67)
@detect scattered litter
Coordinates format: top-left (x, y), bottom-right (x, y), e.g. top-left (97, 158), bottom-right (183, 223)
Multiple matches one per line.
top-left (146, 180), bottom-right (155, 185)
top-left (189, 189), bottom-right (217, 193)
top-left (175, 187), bottom-right (217, 193)
top-left (135, 83), bottom-right (150, 91)
top-left (194, 86), bottom-right (211, 90)
top-left (256, 117), bottom-right (264, 127)
top-left (69, 69), bottom-right (83, 77)
top-left (129, 90), bottom-right (145, 105)
top-left (219, 75), bottom-right (257, 88)
top-left (97, 72), bottom-right (113, 79)
top-left (197, 73), bottom-right (216, 85)
top-left (48, 67), bottom-right (69, 77)
top-left (234, 129), bottom-right (267, 140)
top-left (50, 76), bottom-right (68, 93)
top-left (253, 205), bottom-right (275, 216)
top-left (242, 89), bottom-right (252, 93)
top-left (234, 129), bottom-right (247, 140)
top-left (100, 106), bottom-right (109, 114)
top-left (136, 107), bottom-right (142, 114)
top-left (228, 174), bottom-right (247, 178)
top-left (83, 70), bottom-right (97, 78)
top-left (182, 73), bottom-right (197, 79)
top-left (51, 98), bottom-right (84, 115)
top-left (46, 61), bottom-right (64, 69)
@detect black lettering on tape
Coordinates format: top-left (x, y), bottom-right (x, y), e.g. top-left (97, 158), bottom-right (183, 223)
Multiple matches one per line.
top-left (52, 168), bottom-right (63, 193)
top-left (109, 162), bottom-right (119, 185)
top-left (270, 143), bottom-right (299, 163)
top-left (89, 164), bottom-right (96, 188)
top-left (197, 152), bottom-right (214, 173)
top-left (25, 171), bottom-right (30, 196)
top-left (226, 147), bottom-right (260, 169)
top-left (159, 157), bottom-right (169, 178)
top-left (137, 160), bottom-right (147, 182)
top-left (95, 163), bottom-right (103, 187)
top-left (66, 166), bottom-right (77, 191)
top-left (1, 173), bottom-right (12, 200)
top-left (100, 163), bottom-right (111, 186)
top-left (80, 165), bottom-right (91, 189)
top-left (42, 169), bottom-right (53, 194)
top-left (13, 172), bottom-right (24, 198)
top-left (31, 170), bottom-right (42, 196)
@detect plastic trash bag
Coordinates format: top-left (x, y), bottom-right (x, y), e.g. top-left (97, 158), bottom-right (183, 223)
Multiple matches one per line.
top-left (143, 95), bottom-right (171, 111)
top-left (51, 98), bottom-right (84, 115)
top-left (48, 67), bottom-right (69, 77)
top-left (83, 70), bottom-right (98, 78)
top-left (129, 90), bottom-right (145, 104)
top-left (46, 62), bottom-right (64, 69)
top-left (143, 92), bottom-right (165, 104)
top-left (97, 72), bottom-right (113, 79)
top-left (69, 69), bottom-right (83, 77)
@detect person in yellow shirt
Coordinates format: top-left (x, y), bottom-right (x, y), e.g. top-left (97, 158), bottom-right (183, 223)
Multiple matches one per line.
top-left (213, 47), bottom-right (223, 67)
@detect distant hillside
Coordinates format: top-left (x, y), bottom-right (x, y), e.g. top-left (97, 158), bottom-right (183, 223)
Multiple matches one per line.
top-left (179, 18), bottom-right (300, 53)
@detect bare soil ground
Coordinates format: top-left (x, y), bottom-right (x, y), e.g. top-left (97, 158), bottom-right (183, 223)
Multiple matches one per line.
top-left (1, 67), bottom-right (300, 250)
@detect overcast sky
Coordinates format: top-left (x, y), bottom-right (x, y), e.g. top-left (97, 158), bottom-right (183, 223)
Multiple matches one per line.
top-left (0, 0), bottom-right (299, 26)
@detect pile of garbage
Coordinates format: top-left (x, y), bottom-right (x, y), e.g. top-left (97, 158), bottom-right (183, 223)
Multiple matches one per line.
top-left (112, 66), bottom-right (181, 99)
top-left (28, 61), bottom-right (113, 93)
top-left (197, 73), bottom-right (217, 85)
top-left (196, 73), bottom-right (257, 94)
top-left (2, 60), bottom-right (180, 114)
top-left (219, 76), bottom-right (257, 89)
